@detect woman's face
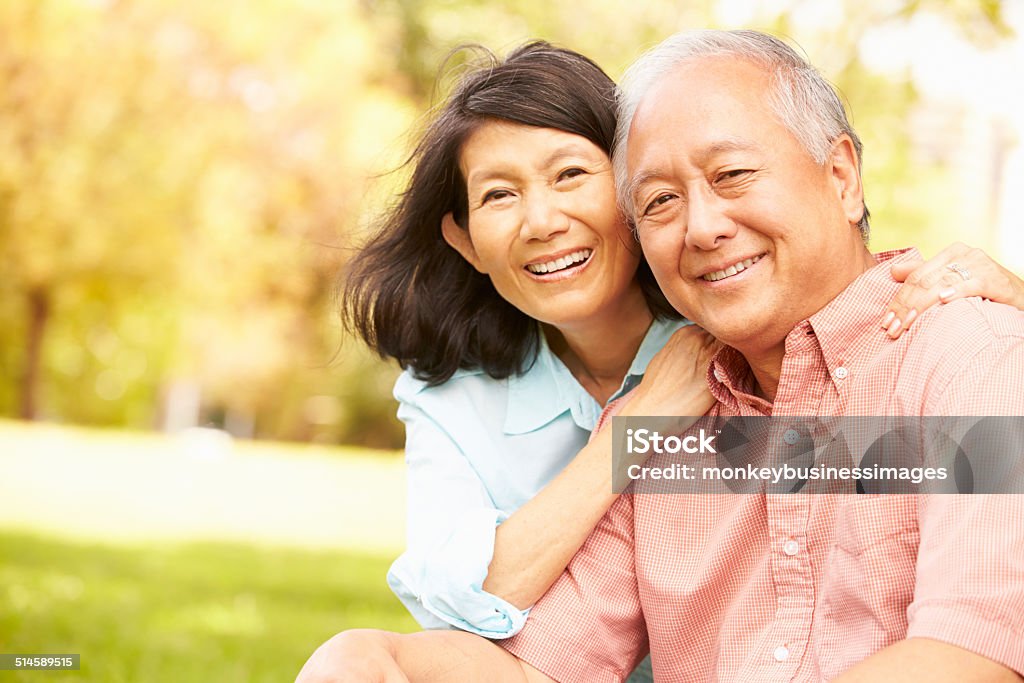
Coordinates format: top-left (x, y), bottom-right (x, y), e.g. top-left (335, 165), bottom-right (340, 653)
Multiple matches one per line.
top-left (443, 121), bottom-right (645, 330)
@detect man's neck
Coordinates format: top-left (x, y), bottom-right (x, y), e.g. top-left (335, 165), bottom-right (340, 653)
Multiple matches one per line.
top-left (741, 246), bottom-right (877, 403)
top-left (745, 347), bottom-right (786, 402)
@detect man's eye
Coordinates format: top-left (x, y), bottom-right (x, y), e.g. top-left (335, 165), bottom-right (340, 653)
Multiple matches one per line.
top-left (643, 193), bottom-right (676, 215)
top-left (718, 169), bottom-right (752, 182)
top-left (557, 167), bottom-right (586, 181)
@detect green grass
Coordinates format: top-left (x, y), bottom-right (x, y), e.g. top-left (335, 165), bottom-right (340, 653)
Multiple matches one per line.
top-left (0, 531), bottom-right (419, 682)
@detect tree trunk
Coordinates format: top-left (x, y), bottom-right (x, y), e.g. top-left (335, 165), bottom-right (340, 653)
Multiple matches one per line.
top-left (19, 287), bottom-right (50, 420)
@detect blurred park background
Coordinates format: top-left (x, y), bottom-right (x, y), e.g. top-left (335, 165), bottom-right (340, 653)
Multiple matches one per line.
top-left (1, 0), bottom-right (1022, 680)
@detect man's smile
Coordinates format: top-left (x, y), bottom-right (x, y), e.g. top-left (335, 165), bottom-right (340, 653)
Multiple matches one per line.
top-left (699, 253), bottom-right (766, 283)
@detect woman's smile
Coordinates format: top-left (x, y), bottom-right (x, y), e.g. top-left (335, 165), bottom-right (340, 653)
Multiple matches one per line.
top-left (524, 247), bottom-right (595, 281)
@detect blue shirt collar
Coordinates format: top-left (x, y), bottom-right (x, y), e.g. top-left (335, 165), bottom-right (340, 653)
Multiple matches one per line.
top-left (503, 317), bottom-right (690, 435)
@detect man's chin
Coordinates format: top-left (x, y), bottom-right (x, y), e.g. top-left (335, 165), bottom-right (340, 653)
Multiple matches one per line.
top-left (704, 319), bottom-right (784, 354)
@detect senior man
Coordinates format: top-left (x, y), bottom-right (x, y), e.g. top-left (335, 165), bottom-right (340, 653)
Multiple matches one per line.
top-left (298, 30), bottom-right (1024, 683)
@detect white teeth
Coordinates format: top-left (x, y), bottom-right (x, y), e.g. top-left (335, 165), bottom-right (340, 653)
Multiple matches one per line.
top-left (702, 254), bottom-right (763, 282)
top-left (526, 249), bottom-right (593, 274)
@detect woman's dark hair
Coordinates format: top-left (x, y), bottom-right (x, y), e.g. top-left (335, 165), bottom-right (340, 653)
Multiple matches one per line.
top-left (343, 40), bottom-right (680, 385)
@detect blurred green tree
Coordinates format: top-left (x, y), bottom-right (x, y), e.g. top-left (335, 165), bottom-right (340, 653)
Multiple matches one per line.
top-left (0, 0), bottom-right (415, 445)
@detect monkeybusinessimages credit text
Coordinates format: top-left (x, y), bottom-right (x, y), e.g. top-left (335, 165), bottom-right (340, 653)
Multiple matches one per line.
top-left (611, 416), bottom-right (1024, 495)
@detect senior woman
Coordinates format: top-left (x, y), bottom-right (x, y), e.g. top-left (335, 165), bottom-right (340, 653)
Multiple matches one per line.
top-left (300, 41), bottom-right (1024, 682)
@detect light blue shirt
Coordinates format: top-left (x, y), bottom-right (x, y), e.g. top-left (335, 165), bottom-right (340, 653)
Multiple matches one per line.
top-left (387, 317), bottom-right (689, 638)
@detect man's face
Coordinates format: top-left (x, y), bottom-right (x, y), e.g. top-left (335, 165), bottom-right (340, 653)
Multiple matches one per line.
top-left (626, 57), bottom-right (869, 358)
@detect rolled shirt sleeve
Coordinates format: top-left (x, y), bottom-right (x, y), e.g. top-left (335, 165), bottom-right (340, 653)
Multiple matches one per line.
top-left (500, 493), bottom-right (648, 683)
top-left (386, 396), bottom-right (531, 638)
top-left (907, 330), bottom-right (1024, 674)
top-left (907, 495), bottom-right (1024, 673)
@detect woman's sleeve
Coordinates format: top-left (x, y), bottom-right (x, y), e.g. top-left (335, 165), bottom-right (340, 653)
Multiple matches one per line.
top-left (386, 396), bottom-right (531, 639)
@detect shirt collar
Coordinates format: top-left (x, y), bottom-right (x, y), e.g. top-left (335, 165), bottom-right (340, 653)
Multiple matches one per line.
top-left (708, 346), bottom-right (767, 413)
top-left (707, 248), bottom-right (918, 411)
top-left (618, 317), bottom-right (684, 387)
top-left (806, 248), bottom-right (918, 366)
top-left (804, 248), bottom-right (918, 398)
top-left (504, 317), bottom-right (688, 435)
top-left (504, 330), bottom-right (578, 435)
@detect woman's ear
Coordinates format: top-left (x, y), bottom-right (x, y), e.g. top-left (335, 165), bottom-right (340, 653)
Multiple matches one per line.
top-left (441, 212), bottom-right (487, 273)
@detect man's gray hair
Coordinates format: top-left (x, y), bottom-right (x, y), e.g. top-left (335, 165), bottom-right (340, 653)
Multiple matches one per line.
top-left (613, 29), bottom-right (870, 239)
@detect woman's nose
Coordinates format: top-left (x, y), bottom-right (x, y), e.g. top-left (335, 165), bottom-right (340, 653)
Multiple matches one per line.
top-left (520, 192), bottom-right (570, 242)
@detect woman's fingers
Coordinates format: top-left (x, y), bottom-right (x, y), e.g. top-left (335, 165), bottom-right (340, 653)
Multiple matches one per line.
top-left (627, 325), bottom-right (717, 417)
top-left (883, 244), bottom-right (967, 337)
top-left (645, 326), bottom-right (716, 377)
top-left (882, 243), bottom-right (1024, 338)
top-left (887, 256), bottom-right (925, 284)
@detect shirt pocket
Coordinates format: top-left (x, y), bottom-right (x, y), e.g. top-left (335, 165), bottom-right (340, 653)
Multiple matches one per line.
top-left (814, 496), bottom-right (920, 677)
top-left (832, 495), bottom-right (919, 556)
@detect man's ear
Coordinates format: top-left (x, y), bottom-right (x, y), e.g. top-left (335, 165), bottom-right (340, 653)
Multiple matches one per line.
top-left (441, 212), bottom-right (487, 273)
top-left (829, 135), bottom-right (865, 227)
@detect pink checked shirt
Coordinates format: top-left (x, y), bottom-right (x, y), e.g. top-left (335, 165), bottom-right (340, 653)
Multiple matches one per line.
top-left (502, 249), bottom-right (1024, 682)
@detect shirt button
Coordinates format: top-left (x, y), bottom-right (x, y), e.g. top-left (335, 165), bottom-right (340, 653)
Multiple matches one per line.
top-left (783, 539), bottom-right (800, 556)
top-left (834, 366), bottom-right (849, 380)
top-left (714, 367), bottom-right (726, 382)
top-left (783, 429), bottom-right (800, 445)
top-left (773, 645), bottom-right (790, 662)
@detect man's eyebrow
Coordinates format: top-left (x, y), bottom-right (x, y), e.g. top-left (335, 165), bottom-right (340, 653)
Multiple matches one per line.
top-left (626, 138), bottom-right (761, 200)
top-left (626, 170), bottom-right (667, 203)
top-left (697, 138), bottom-right (760, 162)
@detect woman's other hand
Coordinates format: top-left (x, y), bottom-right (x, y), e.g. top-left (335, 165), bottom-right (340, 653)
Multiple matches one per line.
top-left (882, 242), bottom-right (1024, 339)
top-left (622, 325), bottom-right (719, 419)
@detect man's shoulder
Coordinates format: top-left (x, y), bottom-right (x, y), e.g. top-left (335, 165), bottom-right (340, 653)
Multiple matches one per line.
top-left (905, 297), bottom-right (1024, 355)
top-left (890, 297), bottom-right (1024, 414)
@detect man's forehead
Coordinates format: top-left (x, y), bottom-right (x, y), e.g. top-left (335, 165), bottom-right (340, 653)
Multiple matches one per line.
top-left (626, 59), bottom-right (774, 177)
top-left (630, 56), bottom-right (772, 131)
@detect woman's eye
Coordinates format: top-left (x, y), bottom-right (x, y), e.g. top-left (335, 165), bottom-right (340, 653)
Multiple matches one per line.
top-left (643, 193), bottom-right (676, 215)
top-left (557, 167), bottom-right (586, 181)
top-left (482, 189), bottom-right (512, 204)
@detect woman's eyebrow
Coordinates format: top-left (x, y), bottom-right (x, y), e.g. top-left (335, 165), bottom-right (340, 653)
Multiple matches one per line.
top-left (541, 144), bottom-right (599, 168)
top-left (466, 145), bottom-right (600, 188)
top-left (465, 167), bottom-right (514, 188)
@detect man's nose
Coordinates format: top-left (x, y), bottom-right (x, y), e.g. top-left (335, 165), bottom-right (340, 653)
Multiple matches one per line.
top-left (684, 191), bottom-right (737, 250)
top-left (520, 191), bottom-right (570, 242)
